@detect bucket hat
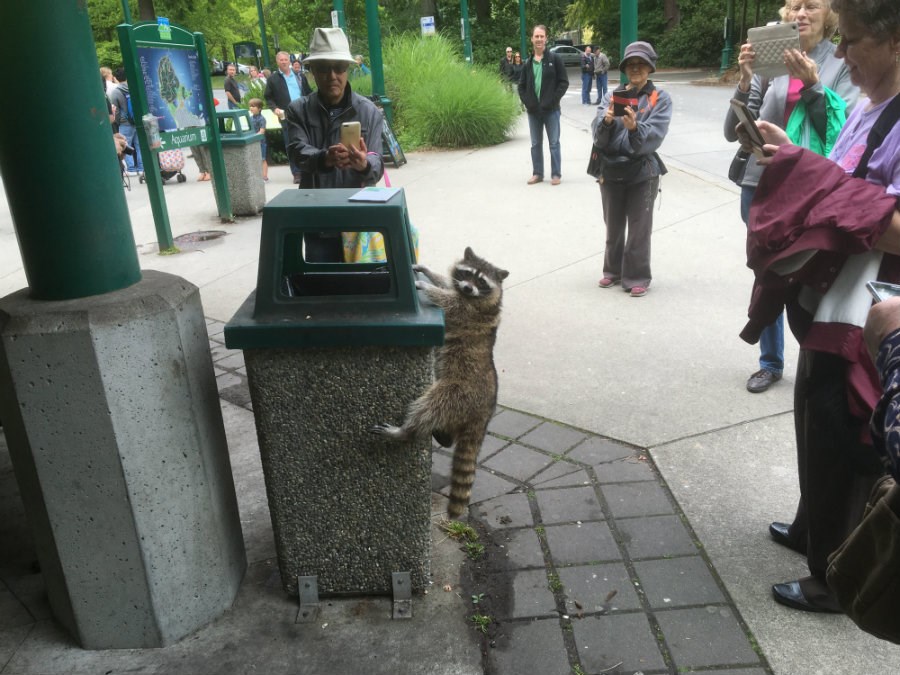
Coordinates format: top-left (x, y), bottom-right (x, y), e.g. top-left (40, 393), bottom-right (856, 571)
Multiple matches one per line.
top-left (618, 41), bottom-right (657, 73)
top-left (303, 27), bottom-right (356, 64)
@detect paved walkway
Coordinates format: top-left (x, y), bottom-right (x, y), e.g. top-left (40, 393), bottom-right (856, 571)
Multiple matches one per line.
top-left (2, 71), bottom-right (899, 674)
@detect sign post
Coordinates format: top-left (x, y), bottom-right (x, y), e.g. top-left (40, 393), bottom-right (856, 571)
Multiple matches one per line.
top-left (420, 16), bottom-right (435, 36)
top-left (118, 19), bottom-right (233, 252)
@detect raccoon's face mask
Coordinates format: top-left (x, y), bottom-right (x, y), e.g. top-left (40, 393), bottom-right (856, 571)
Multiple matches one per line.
top-left (452, 265), bottom-right (498, 298)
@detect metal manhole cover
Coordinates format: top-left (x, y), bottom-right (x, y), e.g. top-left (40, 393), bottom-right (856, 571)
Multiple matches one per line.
top-left (174, 230), bottom-right (227, 244)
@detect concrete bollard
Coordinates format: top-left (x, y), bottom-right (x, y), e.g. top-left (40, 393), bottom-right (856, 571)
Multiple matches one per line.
top-left (0, 271), bottom-right (247, 648)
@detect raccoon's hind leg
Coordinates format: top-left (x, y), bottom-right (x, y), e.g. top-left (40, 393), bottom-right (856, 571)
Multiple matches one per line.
top-left (432, 429), bottom-right (454, 448)
top-left (370, 387), bottom-right (437, 442)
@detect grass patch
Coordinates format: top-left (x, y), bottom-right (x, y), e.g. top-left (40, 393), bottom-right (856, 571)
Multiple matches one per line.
top-left (470, 613), bottom-right (492, 634)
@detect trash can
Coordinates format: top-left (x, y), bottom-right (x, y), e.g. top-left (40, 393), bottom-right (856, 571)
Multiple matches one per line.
top-left (224, 187), bottom-right (443, 596)
top-left (215, 109), bottom-right (265, 216)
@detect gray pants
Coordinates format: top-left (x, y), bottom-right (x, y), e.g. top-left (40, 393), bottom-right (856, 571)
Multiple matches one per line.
top-left (599, 177), bottom-right (659, 289)
top-left (192, 145), bottom-right (212, 174)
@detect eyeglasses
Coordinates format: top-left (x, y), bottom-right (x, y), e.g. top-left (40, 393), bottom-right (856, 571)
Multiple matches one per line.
top-left (623, 60), bottom-right (649, 69)
top-left (311, 62), bottom-right (349, 75)
top-left (789, 3), bottom-right (823, 12)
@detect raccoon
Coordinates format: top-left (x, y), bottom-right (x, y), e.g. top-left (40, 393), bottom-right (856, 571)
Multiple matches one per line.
top-left (371, 247), bottom-right (508, 519)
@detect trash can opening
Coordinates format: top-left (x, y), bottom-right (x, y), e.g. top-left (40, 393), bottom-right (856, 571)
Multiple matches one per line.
top-left (279, 229), bottom-right (394, 298)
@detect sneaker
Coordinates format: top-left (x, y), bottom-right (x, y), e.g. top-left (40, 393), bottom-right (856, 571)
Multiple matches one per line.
top-left (527, 175), bottom-right (543, 185)
top-left (630, 286), bottom-right (648, 297)
top-left (747, 369), bottom-right (782, 393)
top-left (125, 170), bottom-right (139, 176)
top-left (598, 277), bottom-right (617, 288)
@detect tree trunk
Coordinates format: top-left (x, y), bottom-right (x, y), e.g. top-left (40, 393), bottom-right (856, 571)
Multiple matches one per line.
top-left (663, 0), bottom-right (680, 31)
top-left (474, 0), bottom-right (490, 22)
top-left (420, 0), bottom-right (437, 18)
top-left (138, 0), bottom-right (155, 21)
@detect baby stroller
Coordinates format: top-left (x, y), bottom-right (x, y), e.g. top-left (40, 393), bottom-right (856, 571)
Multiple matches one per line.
top-left (143, 148), bottom-right (187, 184)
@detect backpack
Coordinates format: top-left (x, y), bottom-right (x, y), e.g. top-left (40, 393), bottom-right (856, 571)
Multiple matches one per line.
top-left (123, 89), bottom-right (134, 124)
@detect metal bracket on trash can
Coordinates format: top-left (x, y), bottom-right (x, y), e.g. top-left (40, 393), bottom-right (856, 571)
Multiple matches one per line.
top-left (296, 575), bottom-right (320, 624)
top-left (392, 571), bottom-right (412, 619)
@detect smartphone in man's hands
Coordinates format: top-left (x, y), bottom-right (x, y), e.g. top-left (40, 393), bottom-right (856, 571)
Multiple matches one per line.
top-left (730, 98), bottom-right (768, 158)
top-left (340, 121), bottom-right (361, 150)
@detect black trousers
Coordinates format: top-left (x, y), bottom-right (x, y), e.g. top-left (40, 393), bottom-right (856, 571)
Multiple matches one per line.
top-left (789, 349), bottom-right (884, 581)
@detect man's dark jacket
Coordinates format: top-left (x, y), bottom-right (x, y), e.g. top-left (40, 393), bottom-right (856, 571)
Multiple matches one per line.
top-left (264, 69), bottom-right (313, 111)
top-left (517, 51), bottom-right (569, 115)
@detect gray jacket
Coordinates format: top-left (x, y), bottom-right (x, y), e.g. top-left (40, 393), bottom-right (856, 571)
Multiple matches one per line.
top-left (592, 83), bottom-right (673, 183)
top-left (593, 52), bottom-right (610, 75)
top-left (723, 39), bottom-right (858, 188)
top-left (285, 85), bottom-right (384, 190)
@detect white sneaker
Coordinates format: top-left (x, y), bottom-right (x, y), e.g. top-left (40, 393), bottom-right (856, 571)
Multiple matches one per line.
top-left (125, 170), bottom-right (139, 176)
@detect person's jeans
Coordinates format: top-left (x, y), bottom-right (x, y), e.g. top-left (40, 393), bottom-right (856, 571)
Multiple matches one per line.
top-left (118, 122), bottom-right (143, 173)
top-left (741, 185), bottom-right (784, 373)
top-left (527, 109), bottom-right (561, 179)
top-left (595, 72), bottom-right (608, 102)
top-left (581, 72), bottom-right (592, 103)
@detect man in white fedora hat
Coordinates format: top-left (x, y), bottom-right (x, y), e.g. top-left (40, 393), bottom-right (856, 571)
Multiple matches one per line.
top-left (285, 27), bottom-right (384, 191)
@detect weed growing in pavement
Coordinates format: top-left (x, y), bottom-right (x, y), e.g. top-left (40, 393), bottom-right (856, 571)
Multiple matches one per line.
top-left (471, 593), bottom-right (485, 605)
top-left (470, 613), bottom-right (492, 634)
top-left (548, 571), bottom-right (563, 593)
top-left (440, 519), bottom-right (479, 542)
top-left (465, 541), bottom-right (486, 560)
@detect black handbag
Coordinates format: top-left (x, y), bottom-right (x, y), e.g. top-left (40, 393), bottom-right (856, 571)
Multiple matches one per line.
top-left (587, 144), bottom-right (604, 179)
top-left (728, 148), bottom-right (750, 185)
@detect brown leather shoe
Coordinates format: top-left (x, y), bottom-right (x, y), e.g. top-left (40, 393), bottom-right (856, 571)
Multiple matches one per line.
top-left (550, 176), bottom-right (561, 185)
top-left (527, 175), bottom-right (543, 185)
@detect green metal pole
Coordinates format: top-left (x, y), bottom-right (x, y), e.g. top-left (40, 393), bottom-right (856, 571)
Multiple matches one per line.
top-left (519, 0), bottom-right (527, 59)
top-left (118, 22), bottom-right (177, 251)
top-left (197, 32), bottom-right (234, 223)
top-left (256, 0), bottom-right (271, 69)
top-left (460, 0), bottom-right (473, 65)
top-left (365, 0), bottom-right (392, 124)
top-left (720, 0), bottom-right (736, 76)
top-left (0, 0), bottom-right (140, 300)
top-left (620, 0), bottom-right (638, 85)
top-left (120, 0), bottom-right (132, 24)
top-left (333, 0), bottom-right (347, 31)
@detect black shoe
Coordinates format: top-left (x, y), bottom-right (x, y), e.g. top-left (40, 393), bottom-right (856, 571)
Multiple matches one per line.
top-left (772, 580), bottom-right (841, 613)
top-left (747, 368), bottom-right (782, 393)
top-left (769, 521), bottom-right (806, 554)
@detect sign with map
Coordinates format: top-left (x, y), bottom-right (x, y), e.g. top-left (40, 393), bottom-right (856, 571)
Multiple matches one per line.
top-left (137, 46), bottom-right (208, 135)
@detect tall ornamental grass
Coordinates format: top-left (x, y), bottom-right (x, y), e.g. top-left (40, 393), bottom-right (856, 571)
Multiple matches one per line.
top-left (384, 33), bottom-right (520, 148)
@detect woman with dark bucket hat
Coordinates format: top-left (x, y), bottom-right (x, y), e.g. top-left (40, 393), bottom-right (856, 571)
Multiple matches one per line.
top-left (592, 41), bottom-right (672, 298)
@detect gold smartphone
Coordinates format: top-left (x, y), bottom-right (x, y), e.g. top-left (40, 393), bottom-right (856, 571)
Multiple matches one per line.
top-left (340, 121), bottom-right (361, 149)
top-left (730, 98), bottom-right (767, 158)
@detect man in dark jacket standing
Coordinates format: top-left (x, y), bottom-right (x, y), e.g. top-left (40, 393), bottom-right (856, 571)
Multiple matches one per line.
top-left (285, 27), bottom-right (384, 260)
top-left (264, 50), bottom-right (313, 183)
top-left (518, 25), bottom-right (569, 185)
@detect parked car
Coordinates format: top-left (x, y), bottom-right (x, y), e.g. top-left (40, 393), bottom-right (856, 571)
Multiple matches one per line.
top-left (235, 62), bottom-right (251, 74)
top-left (549, 45), bottom-right (584, 67)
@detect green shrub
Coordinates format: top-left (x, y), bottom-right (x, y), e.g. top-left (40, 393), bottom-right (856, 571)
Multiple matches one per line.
top-left (384, 33), bottom-right (520, 148)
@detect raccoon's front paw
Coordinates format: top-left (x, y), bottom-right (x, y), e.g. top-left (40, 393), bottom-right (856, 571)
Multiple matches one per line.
top-left (412, 264), bottom-right (426, 273)
top-left (415, 280), bottom-right (429, 291)
top-left (369, 423), bottom-right (401, 438)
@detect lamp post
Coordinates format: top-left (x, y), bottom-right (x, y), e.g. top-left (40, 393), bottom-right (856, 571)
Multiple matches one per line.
top-left (720, 0), bottom-right (736, 76)
top-left (620, 0), bottom-right (637, 85)
top-left (256, 0), bottom-right (271, 69)
top-left (460, 0), bottom-right (473, 64)
top-left (333, 0), bottom-right (347, 31)
top-left (519, 0), bottom-right (527, 58)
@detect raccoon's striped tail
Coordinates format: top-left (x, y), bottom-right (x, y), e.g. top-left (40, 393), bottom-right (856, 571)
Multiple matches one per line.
top-left (447, 428), bottom-right (486, 519)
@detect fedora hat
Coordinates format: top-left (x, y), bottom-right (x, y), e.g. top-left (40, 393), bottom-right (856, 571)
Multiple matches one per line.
top-left (303, 27), bottom-right (356, 64)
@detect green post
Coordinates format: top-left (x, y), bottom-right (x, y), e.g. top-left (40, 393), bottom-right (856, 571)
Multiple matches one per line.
top-left (0, 0), bottom-right (140, 300)
top-left (117, 22), bottom-right (176, 251)
top-left (620, 0), bottom-right (638, 85)
top-left (364, 0), bottom-right (392, 125)
top-left (120, 0), bottom-right (132, 23)
top-left (333, 0), bottom-right (347, 31)
top-left (460, 0), bottom-right (473, 65)
top-left (519, 0), bottom-right (528, 59)
top-left (197, 32), bottom-right (234, 223)
top-left (256, 0), bottom-right (271, 69)
top-left (720, 0), bottom-right (736, 76)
